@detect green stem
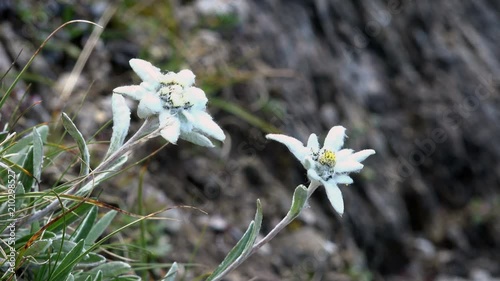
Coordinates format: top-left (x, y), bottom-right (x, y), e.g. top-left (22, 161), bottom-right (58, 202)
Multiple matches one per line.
top-left (211, 181), bottom-right (320, 281)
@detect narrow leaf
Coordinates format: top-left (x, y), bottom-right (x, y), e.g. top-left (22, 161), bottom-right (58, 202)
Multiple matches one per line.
top-left (46, 203), bottom-right (94, 233)
top-left (50, 239), bottom-right (85, 281)
top-left (51, 239), bottom-right (78, 255)
top-left (85, 210), bottom-right (117, 245)
top-left (105, 94), bottom-right (130, 159)
top-left (18, 147), bottom-right (34, 193)
top-left (22, 239), bottom-right (53, 257)
top-left (83, 275), bottom-right (93, 281)
top-left (240, 199), bottom-right (263, 259)
top-left (112, 276), bottom-right (141, 281)
top-left (163, 262), bottom-right (178, 281)
top-left (5, 125), bottom-right (49, 156)
top-left (86, 261), bottom-right (132, 277)
top-left (61, 112), bottom-right (90, 176)
top-left (93, 271), bottom-right (103, 281)
top-left (76, 252), bottom-right (107, 267)
top-left (288, 184), bottom-right (308, 218)
top-left (15, 181), bottom-right (25, 212)
top-left (72, 205), bottom-right (98, 243)
top-left (32, 127), bottom-right (44, 188)
top-left (206, 222), bottom-right (255, 281)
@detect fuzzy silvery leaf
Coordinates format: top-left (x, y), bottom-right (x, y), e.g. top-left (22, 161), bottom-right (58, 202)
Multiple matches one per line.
top-left (105, 94), bottom-right (131, 159)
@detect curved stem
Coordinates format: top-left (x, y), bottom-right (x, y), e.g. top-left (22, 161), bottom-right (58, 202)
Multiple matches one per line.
top-left (251, 181), bottom-right (319, 253)
top-left (212, 181), bottom-right (320, 281)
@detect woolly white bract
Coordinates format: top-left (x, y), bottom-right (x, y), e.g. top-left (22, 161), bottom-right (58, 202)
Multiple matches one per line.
top-left (267, 126), bottom-right (375, 215)
top-left (113, 59), bottom-right (225, 147)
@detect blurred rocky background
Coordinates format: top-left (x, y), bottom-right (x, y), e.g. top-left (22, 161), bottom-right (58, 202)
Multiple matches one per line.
top-left (1, 0), bottom-right (499, 280)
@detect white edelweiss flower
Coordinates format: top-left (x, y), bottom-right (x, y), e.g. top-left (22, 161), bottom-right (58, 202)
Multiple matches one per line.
top-left (113, 59), bottom-right (225, 147)
top-left (266, 126), bottom-right (375, 216)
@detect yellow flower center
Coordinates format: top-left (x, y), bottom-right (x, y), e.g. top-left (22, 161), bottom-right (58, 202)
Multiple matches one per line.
top-left (318, 149), bottom-right (336, 167)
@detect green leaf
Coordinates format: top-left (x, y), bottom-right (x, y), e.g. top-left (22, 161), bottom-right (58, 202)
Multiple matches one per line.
top-left (288, 184), bottom-right (308, 218)
top-left (61, 112), bottom-right (90, 176)
top-left (205, 221), bottom-right (255, 281)
top-left (93, 271), bottom-right (103, 281)
top-left (205, 201), bottom-right (265, 280)
top-left (105, 94), bottom-right (130, 159)
top-left (239, 199), bottom-right (262, 260)
top-left (51, 239), bottom-right (78, 254)
top-left (74, 270), bottom-right (102, 281)
top-left (72, 205), bottom-right (98, 243)
top-left (50, 239), bottom-right (85, 281)
top-left (82, 275), bottom-right (93, 281)
top-left (76, 252), bottom-right (106, 268)
top-left (4, 125), bottom-right (49, 157)
top-left (46, 203), bottom-right (94, 233)
top-left (112, 275), bottom-right (141, 281)
top-left (66, 273), bottom-right (75, 281)
top-left (163, 262), bottom-right (178, 281)
top-left (22, 238), bottom-right (53, 258)
top-left (32, 127), bottom-right (44, 185)
top-left (85, 210), bottom-right (117, 245)
top-left (254, 199), bottom-right (263, 230)
top-left (0, 126), bottom-right (48, 195)
top-left (0, 130), bottom-right (9, 143)
top-left (15, 181), bottom-right (25, 212)
top-left (18, 147), bottom-right (34, 193)
top-left (86, 261), bottom-right (132, 278)
top-left (15, 231), bottom-right (57, 250)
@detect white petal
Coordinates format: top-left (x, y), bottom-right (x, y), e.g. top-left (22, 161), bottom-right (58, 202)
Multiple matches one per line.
top-left (335, 149), bottom-right (354, 161)
top-left (176, 69), bottom-right (196, 87)
top-left (159, 111), bottom-right (175, 126)
top-left (181, 131), bottom-right (214, 147)
top-left (307, 169), bottom-right (322, 182)
top-left (140, 81), bottom-right (158, 92)
top-left (324, 126), bottom-right (346, 151)
top-left (307, 134), bottom-right (320, 150)
top-left (351, 149), bottom-right (376, 162)
top-left (189, 111), bottom-right (225, 141)
top-left (334, 174), bottom-right (353, 185)
top-left (335, 160), bottom-right (363, 173)
top-left (303, 157), bottom-right (316, 170)
top-left (113, 85), bottom-right (146, 100)
top-left (129, 59), bottom-right (163, 84)
top-left (137, 93), bottom-right (162, 118)
top-left (183, 87), bottom-right (208, 110)
top-left (160, 116), bottom-right (181, 144)
top-left (179, 110), bottom-right (194, 132)
top-left (266, 134), bottom-right (308, 162)
top-left (324, 181), bottom-right (344, 215)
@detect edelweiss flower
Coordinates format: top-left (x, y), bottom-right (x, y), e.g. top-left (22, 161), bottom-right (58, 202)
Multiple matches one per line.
top-left (266, 126), bottom-right (375, 215)
top-left (113, 59), bottom-right (225, 147)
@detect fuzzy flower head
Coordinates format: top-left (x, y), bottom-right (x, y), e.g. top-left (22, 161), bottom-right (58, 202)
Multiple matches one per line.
top-left (113, 59), bottom-right (225, 147)
top-left (266, 126), bottom-right (375, 216)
